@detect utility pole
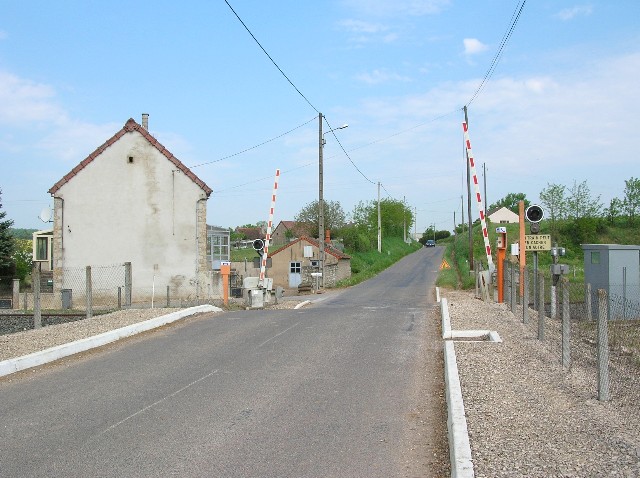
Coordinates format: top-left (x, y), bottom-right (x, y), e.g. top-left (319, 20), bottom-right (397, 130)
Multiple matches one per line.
top-left (403, 196), bottom-right (406, 243)
top-left (464, 105), bottom-right (474, 270)
top-left (377, 182), bottom-right (381, 253)
top-left (318, 113), bottom-right (325, 287)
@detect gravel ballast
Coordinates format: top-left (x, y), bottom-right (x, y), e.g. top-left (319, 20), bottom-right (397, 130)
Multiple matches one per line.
top-left (445, 289), bottom-right (640, 478)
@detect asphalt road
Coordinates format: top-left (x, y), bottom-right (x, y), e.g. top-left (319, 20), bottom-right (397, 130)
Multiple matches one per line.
top-left (0, 246), bottom-right (446, 477)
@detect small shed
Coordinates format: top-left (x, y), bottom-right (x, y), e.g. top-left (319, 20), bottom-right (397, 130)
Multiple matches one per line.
top-left (582, 244), bottom-right (640, 319)
top-left (488, 207), bottom-right (519, 224)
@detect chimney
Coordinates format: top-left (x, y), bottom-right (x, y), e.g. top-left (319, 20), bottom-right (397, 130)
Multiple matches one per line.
top-left (141, 113), bottom-right (149, 130)
top-left (325, 229), bottom-right (331, 243)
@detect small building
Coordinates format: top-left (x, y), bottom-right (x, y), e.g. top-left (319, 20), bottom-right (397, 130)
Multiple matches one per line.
top-left (582, 244), bottom-right (640, 319)
top-left (270, 220), bottom-right (312, 245)
top-left (268, 236), bottom-right (351, 289)
top-left (488, 207), bottom-right (519, 224)
top-left (46, 114), bottom-right (213, 305)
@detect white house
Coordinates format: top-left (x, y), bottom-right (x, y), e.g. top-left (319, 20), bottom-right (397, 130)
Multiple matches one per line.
top-left (488, 206), bottom-right (519, 224)
top-left (47, 115), bottom-right (213, 304)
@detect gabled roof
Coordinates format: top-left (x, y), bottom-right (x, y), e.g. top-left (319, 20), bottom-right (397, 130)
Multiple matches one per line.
top-left (48, 118), bottom-right (212, 196)
top-left (269, 236), bottom-right (350, 260)
top-left (277, 220), bottom-right (297, 230)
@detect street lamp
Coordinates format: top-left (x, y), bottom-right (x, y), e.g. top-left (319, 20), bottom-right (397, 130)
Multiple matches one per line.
top-left (318, 113), bottom-right (348, 288)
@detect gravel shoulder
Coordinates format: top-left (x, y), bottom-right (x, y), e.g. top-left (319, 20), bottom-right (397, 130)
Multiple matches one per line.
top-left (444, 289), bottom-right (640, 478)
top-left (0, 298), bottom-right (305, 362)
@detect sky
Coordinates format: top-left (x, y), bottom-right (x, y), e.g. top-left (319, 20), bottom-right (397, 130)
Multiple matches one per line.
top-left (1, 1), bottom-right (639, 238)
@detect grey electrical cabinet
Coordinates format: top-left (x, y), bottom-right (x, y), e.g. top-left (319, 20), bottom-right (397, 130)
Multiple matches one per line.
top-left (582, 244), bottom-right (640, 320)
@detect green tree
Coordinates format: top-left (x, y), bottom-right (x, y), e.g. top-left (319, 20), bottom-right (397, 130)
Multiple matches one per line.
top-left (539, 183), bottom-right (567, 237)
top-left (566, 180), bottom-right (602, 220)
top-left (622, 176), bottom-right (640, 224)
top-left (489, 192), bottom-right (529, 213)
top-left (13, 238), bottom-right (32, 282)
top-left (294, 200), bottom-right (346, 238)
top-left (0, 188), bottom-right (16, 273)
top-left (603, 197), bottom-right (624, 224)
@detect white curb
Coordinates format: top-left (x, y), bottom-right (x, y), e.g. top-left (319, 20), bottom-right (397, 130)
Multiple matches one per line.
top-left (294, 300), bottom-right (311, 310)
top-left (0, 305), bottom-right (221, 378)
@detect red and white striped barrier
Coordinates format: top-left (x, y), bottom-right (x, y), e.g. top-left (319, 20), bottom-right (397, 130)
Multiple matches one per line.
top-left (259, 169), bottom-right (280, 285)
top-left (462, 122), bottom-right (494, 273)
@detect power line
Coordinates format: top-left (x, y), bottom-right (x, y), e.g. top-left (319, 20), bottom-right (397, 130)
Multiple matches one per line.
top-left (467, 0), bottom-right (527, 106)
top-left (189, 116), bottom-right (316, 169)
top-left (224, 0), bottom-right (319, 113)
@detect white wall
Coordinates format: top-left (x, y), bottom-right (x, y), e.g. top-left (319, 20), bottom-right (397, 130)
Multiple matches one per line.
top-left (52, 130), bottom-right (209, 298)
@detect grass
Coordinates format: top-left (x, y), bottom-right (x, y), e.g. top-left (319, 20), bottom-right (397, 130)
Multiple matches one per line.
top-left (336, 237), bottom-right (422, 287)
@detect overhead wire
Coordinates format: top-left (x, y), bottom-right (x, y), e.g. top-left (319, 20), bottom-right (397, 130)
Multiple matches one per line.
top-left (223, 0), bottom-right (319, 114)
top-left (466, 0), bottom-right (527, 106)
top-left (189, 116), bottom-right (316, 169)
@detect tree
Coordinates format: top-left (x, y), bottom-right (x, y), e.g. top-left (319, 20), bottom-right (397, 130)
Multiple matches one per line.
top-left (489, 193), bottom-right (529, 213)
top-left (539, 183), bottom-right (567, 237)
top-left (566, 180), bottom-right (602, 220)
top-left (12, 239), bottom-right (32, 282)
top-left (294, 200), bottom-right (346, 238)
top-left (0, 188), bottom-right (16, 273)
top-left (622, 176), bottom-right (640, 224)
top-left (603, 197), bottom-right (623, 224)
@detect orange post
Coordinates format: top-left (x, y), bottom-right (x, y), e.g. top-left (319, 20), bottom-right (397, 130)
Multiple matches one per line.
top-left (220, 261), bottom-right (231, 306)
top-left (496, 228), bottom-right (507, 303)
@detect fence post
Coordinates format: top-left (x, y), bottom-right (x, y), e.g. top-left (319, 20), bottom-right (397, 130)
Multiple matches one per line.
top-left (86, 266), bottom-right (93, 319)
top-left (538, 274), bottom-right (545, 340)
top-left (510, 261), bottom-right (516, 312)
top-left (551, 280), bottom-right (557, 319)
top-left (562, 278), bottom-right (570, 369)
top-left (585, 283), bottom-right (592, 321)
top-left (597, 289), bottom-right (610, 401)
top-left (166, 285), bottom-right (170, 308)
top-left (118, 286), bottom-right (122, 309)
top-left (12, 279), bottom-right (19, 310)
top-left (523, 266), bottom-right (529, 324)
top-left (33, 265), bottom-right (41, 329)
top-left (124, 262), bottom-right (132, 307)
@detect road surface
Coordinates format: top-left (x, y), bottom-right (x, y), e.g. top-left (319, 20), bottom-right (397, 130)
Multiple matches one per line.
top-left (0, 246), bottom-right (447, 477)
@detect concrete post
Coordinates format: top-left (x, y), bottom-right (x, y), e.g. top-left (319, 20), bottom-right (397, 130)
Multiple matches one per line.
top-left (523, 267), bottom-right (529, 324)
top-left (86, 266), bottom-right (92, 319)
top-left (124, 262), bottom-right (132, 307)
top-left (12, 279), bottom-right (19, 310)
top-left (597, 289), bottom-right (610, 401)
top-left (585, 283), bottom-right (592, 321)
top-left (33, 265), bottom-right (41, 329)
top-left (538, 274), bottom-right (544, 341)
top-left (562, 278), bottom-right (571, 369)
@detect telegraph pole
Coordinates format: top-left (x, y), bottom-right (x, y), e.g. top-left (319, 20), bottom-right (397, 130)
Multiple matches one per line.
top-left (318, 113), bottom-right (325, 287)
top-left (377, 182), bottom-right (381, 253)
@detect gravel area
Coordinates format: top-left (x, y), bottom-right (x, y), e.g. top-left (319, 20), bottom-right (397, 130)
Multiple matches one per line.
top-left (444, 289), bottom-right (640, 478)
top-left (0, 297), bottom-right (306, 362)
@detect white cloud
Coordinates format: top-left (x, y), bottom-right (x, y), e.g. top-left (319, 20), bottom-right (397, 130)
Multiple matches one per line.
top-left (463, 38), bottom-right (489, 56)
top-left (0, 71), bottom-right (66, 125)
top-left (355, 69), bottom-right (413, 85)
top-left (555, 5), bottom-right (593, 21)
top-left (338, 19), bottom-right (388, 34)
top-left (341, 0), bottom-right (450, 17)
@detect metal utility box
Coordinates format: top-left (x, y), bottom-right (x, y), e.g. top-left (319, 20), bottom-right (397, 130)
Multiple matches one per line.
top-left (582, 244), bottom-right (640, 319)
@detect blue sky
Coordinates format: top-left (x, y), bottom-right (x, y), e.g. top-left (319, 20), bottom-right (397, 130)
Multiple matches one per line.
top-left (1, 1), bottom-right (639, 237)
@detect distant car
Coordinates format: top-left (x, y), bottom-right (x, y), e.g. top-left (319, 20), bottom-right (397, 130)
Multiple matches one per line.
top-left (425, 240), bottom-right (436, 247)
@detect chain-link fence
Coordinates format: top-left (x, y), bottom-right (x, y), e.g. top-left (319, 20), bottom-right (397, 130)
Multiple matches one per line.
top-left (12, 263), bottom-right (225, 313)
top-left (478, 259), bottom-right (639, 406)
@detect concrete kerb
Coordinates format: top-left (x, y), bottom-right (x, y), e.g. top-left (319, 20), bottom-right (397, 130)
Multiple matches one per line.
top-left (441, 293), bottom-right (504, 477)
top-left (0, 305), bottom-right (221, 378)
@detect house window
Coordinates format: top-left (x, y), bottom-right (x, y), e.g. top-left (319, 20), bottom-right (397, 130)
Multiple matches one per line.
top-left (290, 262), bottom-right (301, 274)
top-left (36, 237), bottom-right (49, 261)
